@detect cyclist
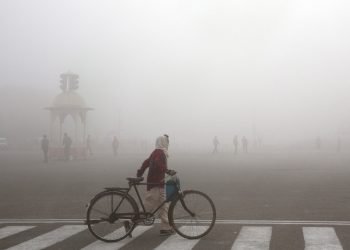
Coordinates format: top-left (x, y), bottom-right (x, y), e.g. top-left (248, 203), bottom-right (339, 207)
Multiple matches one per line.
top-left (136, 134), bottom-right (174, 236)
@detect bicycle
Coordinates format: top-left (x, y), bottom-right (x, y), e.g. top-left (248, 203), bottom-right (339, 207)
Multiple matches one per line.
top-left (85, 170), bottom-right (216, 242)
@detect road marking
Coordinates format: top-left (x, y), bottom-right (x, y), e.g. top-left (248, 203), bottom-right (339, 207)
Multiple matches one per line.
top-left (0, 224), bottom-right (348, 249)
top-left (82, 226), bottom-right (151, 250)
top-left (154, 226), bottom-right (208, 250)
top-left (3, 219), bottom-right (350, 226)
top-left (5, 225), bottom-right (86, 250)
top-left (0, 226), bottom-right (34, 240)
top-left (0, 219), bottom-right (84, 224)
top-left (231, 226), bottom-right (272, 250)
top-left (303, 227), bottom-right (343, 250)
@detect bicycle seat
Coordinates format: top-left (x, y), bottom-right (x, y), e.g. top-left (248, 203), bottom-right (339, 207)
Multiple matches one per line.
top-left (126, 177), bottom-right (144, 183)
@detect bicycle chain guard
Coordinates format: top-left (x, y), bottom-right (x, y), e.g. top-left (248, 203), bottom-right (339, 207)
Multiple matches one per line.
top-left (143, 216), bottom-right (155, 226)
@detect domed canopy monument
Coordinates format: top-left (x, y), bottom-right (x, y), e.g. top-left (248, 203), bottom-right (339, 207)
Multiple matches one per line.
top-left (46, 72), bottom-right (92, 159)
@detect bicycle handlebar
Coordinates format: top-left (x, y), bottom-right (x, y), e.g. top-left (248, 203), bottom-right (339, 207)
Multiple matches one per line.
top-left (166, 169), bottom-right (177, 176)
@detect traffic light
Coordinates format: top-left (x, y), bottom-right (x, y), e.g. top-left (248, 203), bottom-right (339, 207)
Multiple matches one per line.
top-left (69, 74), bottom-right (79, 90)
top-left (60, 74), bottom-right (68, 91)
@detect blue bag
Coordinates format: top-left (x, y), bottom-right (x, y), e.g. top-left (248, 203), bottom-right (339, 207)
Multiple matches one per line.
top-left (165, 176), bottom-right (180, 201)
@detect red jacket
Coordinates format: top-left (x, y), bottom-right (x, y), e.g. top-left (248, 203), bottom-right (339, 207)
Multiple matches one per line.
top-left (137, 149), bottom-right (167, 191)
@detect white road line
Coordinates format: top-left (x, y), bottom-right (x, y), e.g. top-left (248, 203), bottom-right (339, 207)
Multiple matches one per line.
top-left (154, 226), bottom-right (208, 250)
top-left (231, 226), bottom-right (272, 250)
top-left (0, 219), bottom-right (84, 224)
top-left (0, 226), bottom-right (34, 240)
top-left (303, 227), bottom-right (343, 250)
top-left (81, 226), bottom-right (151, 250)
top-left (3, 219), bottom-right (350, 226)
top-left (5, 225), bottom-right (86, 250)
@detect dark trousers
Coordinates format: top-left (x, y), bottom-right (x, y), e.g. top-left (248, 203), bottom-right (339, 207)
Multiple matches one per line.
top-left (64, 147), bottom-right (71, 160)
top-left (43, 149), bottom-right (48, 163)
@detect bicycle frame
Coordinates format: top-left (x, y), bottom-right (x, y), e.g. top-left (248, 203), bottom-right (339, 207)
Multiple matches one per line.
top-left (109, 178), bottom-right (194, 222)
top-left (110, 182), bottom-right (172, 218)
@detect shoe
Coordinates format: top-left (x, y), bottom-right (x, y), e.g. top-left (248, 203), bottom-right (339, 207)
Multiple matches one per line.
top-left (159, 229), bottom-right (175, 236)
top-left (123, 221), bottom-right (132, 237)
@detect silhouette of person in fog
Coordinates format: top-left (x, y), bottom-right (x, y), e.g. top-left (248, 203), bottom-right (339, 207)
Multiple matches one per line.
top-left (41, 135), bottom-right (49, 163)
top-left (337, 136), bottom-right (342, 153)
top-left (315, 136), bottom-right (322, 150)
top-left (257, 136), bottom-right (263, 148)
top-left (241, 136), bottom-right (248, 153)
top-left (212, 136), bottom-right (219, 154)
top-left (86, 135), bottom-right (93, 156)
top-left (62, 133), bottom-right (72, 161)
top-left (112, 136), bottom-right (119, 156)
top-left (233, 135), bottom-right (239, 154)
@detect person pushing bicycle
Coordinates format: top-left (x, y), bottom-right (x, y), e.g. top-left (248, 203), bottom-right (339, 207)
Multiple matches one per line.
top-left (86, 134), bottom-right (216, 242)
top-left (136, 134), bottom-right (175, 236)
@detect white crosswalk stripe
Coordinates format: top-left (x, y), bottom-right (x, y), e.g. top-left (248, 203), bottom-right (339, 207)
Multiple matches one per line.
top-left (81, 226), bottom-right (151, 250)
top-left (5, 225), bottom-right (86, 250)
top-left (154, 226), bottom-right (209, 250)
top-left (0, 226), bottom-right (34, 240)
top-left (231, 226), bottom-right (272, 250)
top-left (1, 223), bottom-right (349, 249)
top-left (303, 227), bottom-right (343, 250)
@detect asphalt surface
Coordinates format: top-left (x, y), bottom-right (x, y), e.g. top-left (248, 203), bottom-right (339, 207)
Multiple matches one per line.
top-left (1, 150), bottom-right (350, 220)
top-left (1, 150), bottom-right (350, 249)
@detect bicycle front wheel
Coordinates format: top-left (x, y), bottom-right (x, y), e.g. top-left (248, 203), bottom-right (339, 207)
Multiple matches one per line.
top-left (86, 191), bottom-right (138, 242)
top-left (168, 190), bottom-right (216, 239)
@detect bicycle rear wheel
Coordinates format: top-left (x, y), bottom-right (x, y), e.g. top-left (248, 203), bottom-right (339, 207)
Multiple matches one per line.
top-left (86, 191), bottom-right (138, 242)
top-left (169, 190), bottom-right (216, 239)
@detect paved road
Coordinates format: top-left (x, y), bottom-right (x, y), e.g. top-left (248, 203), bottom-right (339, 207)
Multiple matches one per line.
top-left (1, 150), bottom-right (350, 248)
top-left (2, 150), bottom-right (350, 220)
top-left (2, 220), bottom-right (350, 249)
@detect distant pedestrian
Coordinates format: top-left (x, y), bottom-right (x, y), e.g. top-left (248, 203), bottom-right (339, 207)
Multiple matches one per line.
top-left (86, 135), bottom-right (93, 156)
top-left (212, 136), bottom-right (219, 154)
top-left (233, 135), bottom-right (239, 154)
top-left (112, 136), bottom-right (119, 156)
top-left (62, 133), bottom-right (72, 161)
top-left (241, 136), bottom-right (248, 153)
top-left (315, 136), bottom-right (322, 150)
top-left (337, 136), bottom-right (342, 153)
top-left (41, 134), bottom-right (49, 163)
top-left (257, 136), bottom-right (263, 148)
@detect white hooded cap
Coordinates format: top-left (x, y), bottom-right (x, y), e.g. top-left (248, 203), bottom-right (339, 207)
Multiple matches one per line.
top-left (155, 135), bottom-right (169, 157)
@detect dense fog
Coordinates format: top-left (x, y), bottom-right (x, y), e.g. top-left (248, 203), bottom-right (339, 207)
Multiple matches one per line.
top-left (1, 0), bottom-right (350, 151)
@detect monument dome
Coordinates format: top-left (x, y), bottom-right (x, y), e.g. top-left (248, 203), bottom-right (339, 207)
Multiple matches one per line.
top-left (52, 91), bottom-right (88, 109)
top-left (45, 72), bottom-right (93, 159)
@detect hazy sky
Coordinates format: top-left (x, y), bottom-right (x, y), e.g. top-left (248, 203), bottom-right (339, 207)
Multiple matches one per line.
top-left (1, 0), bottom-right (350, 147)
